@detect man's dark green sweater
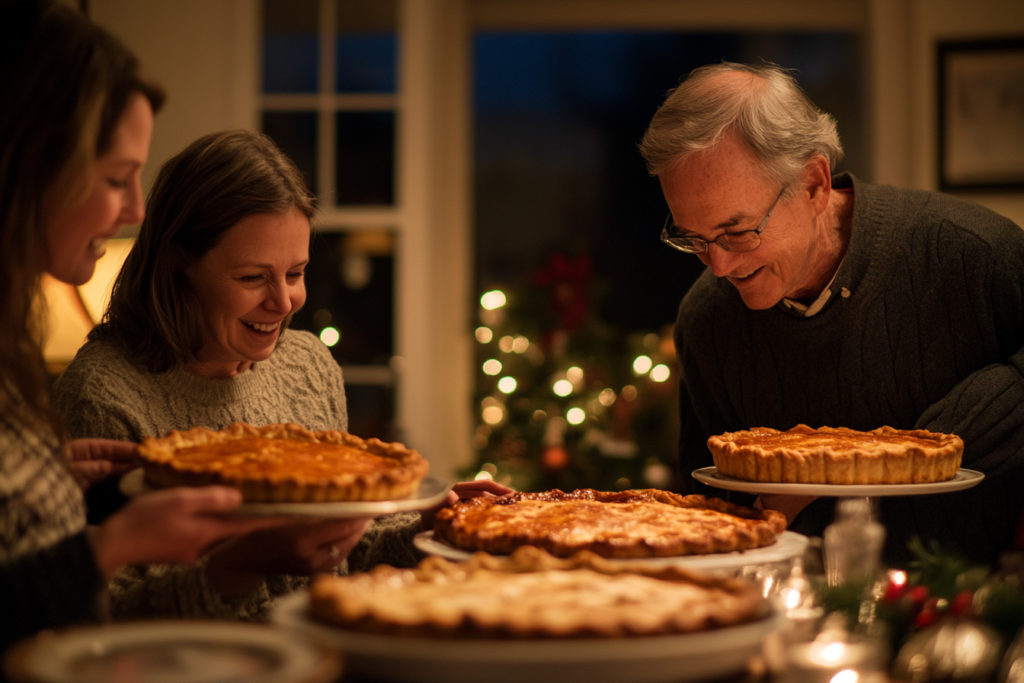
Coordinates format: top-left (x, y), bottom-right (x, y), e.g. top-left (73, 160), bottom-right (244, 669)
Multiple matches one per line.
top-left (675, 173), bottom-right (1024, 566)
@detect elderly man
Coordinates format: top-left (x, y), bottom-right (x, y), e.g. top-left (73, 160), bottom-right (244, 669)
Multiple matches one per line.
top-left (641, 61), bottom-right (1024, 566)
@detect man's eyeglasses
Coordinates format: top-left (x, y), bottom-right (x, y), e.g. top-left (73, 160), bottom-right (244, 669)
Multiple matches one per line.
top-left (660, 186), bottom-right (787, 254)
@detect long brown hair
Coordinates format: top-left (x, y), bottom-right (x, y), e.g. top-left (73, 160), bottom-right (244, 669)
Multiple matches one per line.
top-left (0, 0), bottom-right (163, 432)
top-left (95, 129), bottom-right (317, 372)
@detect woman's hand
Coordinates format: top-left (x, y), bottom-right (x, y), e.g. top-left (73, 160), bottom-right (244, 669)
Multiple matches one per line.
top-left (204, 517), bottom-right (373, 598)
top-left (65, 438), bottom-right (138, 488)
top-left (421, 479), bottom-right (514, 530)
top-left (90, 486), bottom-right (288, 580)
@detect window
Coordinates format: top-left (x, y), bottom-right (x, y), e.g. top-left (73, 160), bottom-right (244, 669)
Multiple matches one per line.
top-left (262, 0), bottom-right (399, 439)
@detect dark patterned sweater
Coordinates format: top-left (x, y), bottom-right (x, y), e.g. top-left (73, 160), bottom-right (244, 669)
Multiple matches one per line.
top-left (0, 407), bottom-right (104, 653)
top-left (675, 173), bottom-right (1024, 567)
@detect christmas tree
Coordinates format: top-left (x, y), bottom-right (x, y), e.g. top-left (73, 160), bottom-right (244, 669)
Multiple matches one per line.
top-left (466, 253), bottom-right (682, 494)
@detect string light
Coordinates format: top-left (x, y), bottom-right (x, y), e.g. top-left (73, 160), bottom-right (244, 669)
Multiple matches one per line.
top-left (498, 377), bottom-right (517, 394)
top-left (512, 336), bottom-right (529, 353)
top-left (598, 388), bottom-right (617, 406)
top-left (650, 364), bottom-right (670, 382)
top-left (633, 355), bottom-right (653, 374)
top-left (553, 379), bottom-right (573, 397)
top-left (480, 290), bottom-right (507, 310)
top-left (482, 405), bottom-right (504, 425)
top-left (319, 327), bottom-right (340, 347)
top-left (475, 326), bottom-right (493, 343)
top-left (483, 359), bottom-right (502, 375)
top-left (566, 407), bottom-right (585, 424)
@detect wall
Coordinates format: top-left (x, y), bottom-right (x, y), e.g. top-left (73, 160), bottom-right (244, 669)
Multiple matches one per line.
top-left (91, 0), bottom-right (259, 197)
top-left (905, 0), bottom-right (1024, 225)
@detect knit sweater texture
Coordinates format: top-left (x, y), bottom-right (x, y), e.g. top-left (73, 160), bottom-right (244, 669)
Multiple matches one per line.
top-left (51, 329), bottom-right (423, 620)
top-left (0, 407), bottom-right (106, 651)
top-left (675, 174), bottom-right (1024, 566)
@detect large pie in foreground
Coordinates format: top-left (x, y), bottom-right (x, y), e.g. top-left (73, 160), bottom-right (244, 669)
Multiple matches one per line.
top-left (137, 422), bottom-right (429, 502)
top-left (309, 545), bottom-right (769, 638)
top-left (708, 424), bottom-right (963, 485)
top-left (433, 488), bottom-right (786, 558)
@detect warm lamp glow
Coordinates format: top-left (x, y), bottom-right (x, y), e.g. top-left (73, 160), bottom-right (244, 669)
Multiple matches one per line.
top-left (77, 238), bottom-right (134, 321)
top-left (40, 238), bottom-right (134, 367)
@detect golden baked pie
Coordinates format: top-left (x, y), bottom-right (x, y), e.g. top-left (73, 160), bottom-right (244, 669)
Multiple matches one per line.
top-left (137, 422), bottom-right (429, 502)
top-left (433, 488), bottom-right (786, 558)
top-left (309, 545), bottom-right (769, 638)
top-left (708, 424), bottom-right (963, 485)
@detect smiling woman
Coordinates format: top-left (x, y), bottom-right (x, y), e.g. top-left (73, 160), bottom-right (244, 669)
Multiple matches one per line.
top-left (184, 206), bottom-right (310, 379)
top-left (47, 130), bottom-right (437, 622)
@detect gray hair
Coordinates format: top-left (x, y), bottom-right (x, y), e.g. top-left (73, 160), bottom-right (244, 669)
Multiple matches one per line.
top-left (639, 62), bottom-right (843, 195)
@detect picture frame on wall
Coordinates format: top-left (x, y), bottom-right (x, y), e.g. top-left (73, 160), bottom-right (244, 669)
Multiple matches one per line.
top-left (937, 37), bottom-right (1024, 192)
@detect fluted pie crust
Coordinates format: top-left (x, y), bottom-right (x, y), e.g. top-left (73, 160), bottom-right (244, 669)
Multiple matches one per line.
top-left (708, 424), bottom-right (963, 485)
top-left (137, 422), bottom-right (429, 502)
top-left (433, 488), bottom-right (786, 558)
top-left (309, 545), bottom-right (769, 638)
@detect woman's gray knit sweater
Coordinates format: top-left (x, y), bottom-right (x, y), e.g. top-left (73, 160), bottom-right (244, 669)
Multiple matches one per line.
top-left (52, 329), bottom-right (422, 620)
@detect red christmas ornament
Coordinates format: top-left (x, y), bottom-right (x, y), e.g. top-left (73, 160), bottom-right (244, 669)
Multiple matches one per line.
top-left (542, 446), bottom-right (569, 470)
top-left (534, 253), bottom-right (593, 335)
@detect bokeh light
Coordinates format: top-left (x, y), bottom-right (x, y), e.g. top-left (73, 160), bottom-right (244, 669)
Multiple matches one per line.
top-left (319, 327), bottom-right (340, 346)
top-left (633, 355), bottom-right (653, 374)
top-left (480, 290), bottom-right (507, 310)
top-left (497, 376), bottom-right (517, 394)
top-left (475, 326), bottom-right (493, 343)
top-left (553, 379), bottom-right (573, 396)
top-left (566, 407), bottom-right (586, 424)
top-left (483, 359), bottom-right (503, 375)
top-left (482, 405), bottom-right (504, 424)
top-left (650, 364), bottom-right (670, 382)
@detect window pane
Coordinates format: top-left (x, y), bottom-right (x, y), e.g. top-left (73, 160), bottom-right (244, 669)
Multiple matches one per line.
top-left (293, 231), bottom-right (395, 366)
top-left (291, 230), bottom-right (396, 440)
top-left (262, 0), bottom-right (319, 93)
top-left (335, 111), bottom-right (395, 205)
top-left (262, 111), bottom-right (318, 196)
top-left (335, 0), bottom-right (397, 93)
top-left (344, 384), bottom-right (396, 441)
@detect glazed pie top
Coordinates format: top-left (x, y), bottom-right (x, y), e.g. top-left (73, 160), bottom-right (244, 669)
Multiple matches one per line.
top-left (708, 424), bottom-right (963, 485)
top-left (433, 488), bottom-right (786, 558)
top-left (137, 422), bottom-right (429, 502)
top-left (309, 545), bottom-right (769, 638)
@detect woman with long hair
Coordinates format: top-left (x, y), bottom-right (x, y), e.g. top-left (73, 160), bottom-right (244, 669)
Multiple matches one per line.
top-left (0, 0), bottom-right (284, 650)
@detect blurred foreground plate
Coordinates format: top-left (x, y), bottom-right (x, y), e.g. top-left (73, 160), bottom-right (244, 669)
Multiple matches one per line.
top-left (4, 621), bottom-right (340, 683)
top-left (272, 589), bottom-right (780, 683)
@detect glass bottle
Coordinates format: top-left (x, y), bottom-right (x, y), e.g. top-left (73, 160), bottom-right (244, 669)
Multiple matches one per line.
top-left (824, 497), bottom-right (885, 588)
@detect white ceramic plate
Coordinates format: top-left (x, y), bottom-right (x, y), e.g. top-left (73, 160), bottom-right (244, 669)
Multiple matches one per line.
top-left (691, 466), bottom-right (985, 496)
top-left (119, 468), bottom-right (451, 518)
top-left (271, 590), bottom-right (780, 683)
top-left (4, 621), bottom-right (339, 683)
top-left (414, 529), bottom-right (808, 572)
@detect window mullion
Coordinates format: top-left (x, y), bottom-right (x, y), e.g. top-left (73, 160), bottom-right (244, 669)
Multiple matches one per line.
top-left (318, 0), bottom-right (336, 208)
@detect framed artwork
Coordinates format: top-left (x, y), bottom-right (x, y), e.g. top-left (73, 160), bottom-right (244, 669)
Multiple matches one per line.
top-left (938, 37), bottom-right (1024, 191)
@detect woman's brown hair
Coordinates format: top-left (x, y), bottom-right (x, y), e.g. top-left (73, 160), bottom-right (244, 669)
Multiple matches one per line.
top-left (95, 129), bottom-right (317, 372)
top-left (0, 0), bottom-right (163, 432)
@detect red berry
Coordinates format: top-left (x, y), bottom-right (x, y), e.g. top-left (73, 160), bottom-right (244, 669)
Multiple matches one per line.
top-left (915, 608), bottom-right (939, 629)
top-left (908, 585), bottom-right (929, 606)
top-left (951, 590), bottom-right (974, 617)
top-left (884, 581), bottom-right (906, 603)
